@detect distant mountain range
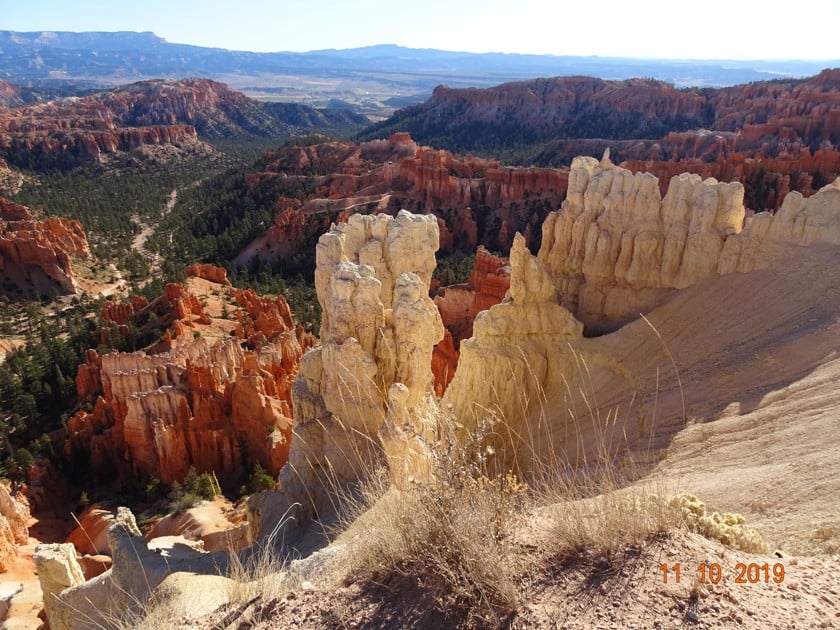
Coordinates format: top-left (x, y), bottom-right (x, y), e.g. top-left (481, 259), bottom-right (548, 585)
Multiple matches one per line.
top-left (1, 30), bottom-right (837, 116)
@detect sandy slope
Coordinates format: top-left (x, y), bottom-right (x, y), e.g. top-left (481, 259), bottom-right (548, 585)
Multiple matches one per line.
top-left (564, 242), bottom-right (840, 557)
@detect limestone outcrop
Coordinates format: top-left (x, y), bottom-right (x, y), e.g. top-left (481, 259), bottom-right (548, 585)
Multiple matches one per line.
top-left (36, 507), bottom-right (220, 630)
top-left (0, 197), bottom-right (90, 296)
top-left (368, 70), bottom-right (838, 170)
top-left (538, 153), bottom-right (840, 332)
top-left (64, 276), bottom-right (314, 486)
top-left (0, 483), bottom-right (29, 573)
top-left (441, 234), bottom-right (584, 472)
top-left (250, 211), bottom-right (444, 538)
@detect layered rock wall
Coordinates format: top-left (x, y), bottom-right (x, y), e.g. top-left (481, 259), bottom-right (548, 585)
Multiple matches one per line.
top-left (0, 197), bottom-right (90, 296)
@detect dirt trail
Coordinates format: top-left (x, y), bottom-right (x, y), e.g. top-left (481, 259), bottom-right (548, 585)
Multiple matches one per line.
top-left (131, 187), bottom-right (177, 279)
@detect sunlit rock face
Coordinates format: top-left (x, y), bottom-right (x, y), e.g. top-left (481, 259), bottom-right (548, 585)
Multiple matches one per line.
top-left (0, 197), bottom-right (90, 296)
top-left (539, 153), bottom-right (840, 333)
top-left (250, 210), bottom-right (445, 538)
top-left (64, 276), bottom-right (314, 487)
top-left (0, 483), bottom-right (29, 573)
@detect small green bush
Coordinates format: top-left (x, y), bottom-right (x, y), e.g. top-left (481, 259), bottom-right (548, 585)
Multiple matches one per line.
top-left (248, 463), bottom-right (276, 493)
top-left (671, 491), bottom-right (769, 554)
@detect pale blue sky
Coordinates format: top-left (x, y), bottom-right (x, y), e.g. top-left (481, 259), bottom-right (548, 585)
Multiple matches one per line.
top-left (3, 0), bottom-right (839, 60)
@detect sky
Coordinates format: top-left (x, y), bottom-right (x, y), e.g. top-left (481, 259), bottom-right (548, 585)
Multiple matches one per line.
top-left (3, 0), bottom-right (839, 60)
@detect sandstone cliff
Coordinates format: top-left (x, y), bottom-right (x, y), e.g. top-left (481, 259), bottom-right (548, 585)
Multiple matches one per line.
top-left (0, 197), bottom-right (90, 297)
top-left (362, 71), bottom-right (839, 214)
top-left (250, 211), bottom-right (445, 539)
top-left (0, 79), bottom-right (246, 169)
top-left (365, 70), bottom-right (839, 167)
top-left (64, 273), bottom-right (314, 486)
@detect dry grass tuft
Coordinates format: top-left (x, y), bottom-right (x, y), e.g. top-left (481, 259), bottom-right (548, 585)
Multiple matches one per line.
top-left (336, 439), bottom-right (527, 626)
top-left (543, 485), bottom-right (683, 558)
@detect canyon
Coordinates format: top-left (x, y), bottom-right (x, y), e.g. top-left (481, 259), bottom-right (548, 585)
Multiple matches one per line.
top-left (235, 132), bottom-right (568, 269)
top-left (0, 56), bottom-right (838, 627)
top-left (0, 78), bottom-right (367, 170)
top-left (14, 166), bottom-right (840, 627)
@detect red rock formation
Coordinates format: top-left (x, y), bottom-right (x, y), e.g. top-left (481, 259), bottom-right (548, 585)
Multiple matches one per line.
top-left (0, 78), bottom-right (268, 167)
top-left (0, 197), bottom-right (90, 296)
top-left (431, 247), bottom-right (511, 394)
top-left (78, 555), bottom-right (112, 580)
top-left (369, 71), bottom-right (838, 214)
top-left (186, 263), bottom-right (229, 285)
top-left (75, 349), bottom-right (103, 403)
top-left (65, 505), bottom-right (114, 556)
top-left (431, 330), bottom-right (459, 397)
top-left (236, 134), bottom-right (569, 269)
top-left (64, 276), bottom-right (315, 486)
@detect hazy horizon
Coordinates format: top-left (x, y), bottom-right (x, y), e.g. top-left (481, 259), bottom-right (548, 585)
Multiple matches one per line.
top-left (4, 0), bottom-right (839, 61)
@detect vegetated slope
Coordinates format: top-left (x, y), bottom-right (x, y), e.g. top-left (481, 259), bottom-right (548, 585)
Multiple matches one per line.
top-left (359, 69), bottom-right (840, 168)
top-left (150, 133), bottom-right (569, 280)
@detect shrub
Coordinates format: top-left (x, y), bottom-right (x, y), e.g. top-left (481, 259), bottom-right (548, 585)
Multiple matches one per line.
top-left (145, 477), bottom-right (166, 503)
top-left (248, 463), bottom-right (276, 493)
top-left (671, 491), bottom-right (769, 554)
top-left (183, 466), bottom-right (217, 501)
top-left (167, 468), bottom-right (218, 515)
